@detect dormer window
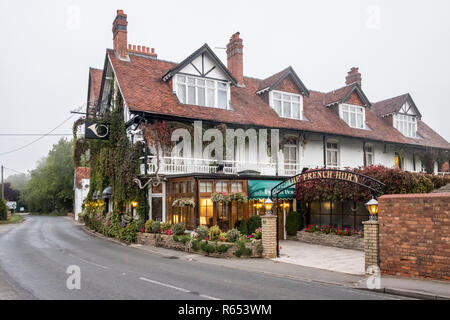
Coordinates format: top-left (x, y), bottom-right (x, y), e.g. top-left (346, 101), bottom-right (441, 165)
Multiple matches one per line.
top-left (394, 114), bottom-right (417, 138)
top-left (339, 103), bottom-right (365, 129)
top-left (175, 74), bottom-right (230, 109)
top-left (270, 90), bottom-right (303, 120)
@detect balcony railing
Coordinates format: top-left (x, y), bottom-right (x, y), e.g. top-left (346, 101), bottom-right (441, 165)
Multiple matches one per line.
top-left (139, 156), bottom-right (351, 177)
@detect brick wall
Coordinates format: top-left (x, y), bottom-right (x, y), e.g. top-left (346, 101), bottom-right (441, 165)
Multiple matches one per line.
top-left (378, 193), bottom-right (450, 280)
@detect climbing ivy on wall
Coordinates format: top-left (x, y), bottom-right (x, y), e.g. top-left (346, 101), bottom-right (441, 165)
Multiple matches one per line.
top-left (73, 77), bottom-right (145, 213)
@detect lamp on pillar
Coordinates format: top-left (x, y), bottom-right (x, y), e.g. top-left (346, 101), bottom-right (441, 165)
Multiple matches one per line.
top-left (264, 197), bottom-right (273, 215)
top-left (365, 197), bottom-right (379, 221)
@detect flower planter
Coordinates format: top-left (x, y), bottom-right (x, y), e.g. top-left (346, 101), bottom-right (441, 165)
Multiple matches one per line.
top-left (295, 230), bottom-right (363, 251)
top-left (137, 232), bottom-right (263, 258)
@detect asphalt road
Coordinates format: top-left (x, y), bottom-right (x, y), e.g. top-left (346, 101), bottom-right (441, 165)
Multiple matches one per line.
top-left (0, 216), bottom-right (400, 300)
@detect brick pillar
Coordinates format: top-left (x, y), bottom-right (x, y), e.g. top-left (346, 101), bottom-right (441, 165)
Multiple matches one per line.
top-left (261, 215), bottom-right (277, 258)
top-left (363, 220), bottom-right (380, 274)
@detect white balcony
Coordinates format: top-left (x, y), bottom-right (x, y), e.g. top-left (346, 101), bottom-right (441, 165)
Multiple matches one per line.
top-left (139, 156), bottom-right (349, 177)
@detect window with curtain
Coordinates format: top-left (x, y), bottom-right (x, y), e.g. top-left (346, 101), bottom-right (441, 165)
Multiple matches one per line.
top-left (326, 142), bottom-right (339, 167)
top-left (216, 181), bottom-right (228, 193)
top-left (199, 198), bottom-right (213, 226)
top-left (283, 144), bottom-right (297, 171)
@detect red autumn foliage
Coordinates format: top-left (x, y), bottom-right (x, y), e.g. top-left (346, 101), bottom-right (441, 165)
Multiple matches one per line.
top-left (295, 165), bottom-right (449, 202)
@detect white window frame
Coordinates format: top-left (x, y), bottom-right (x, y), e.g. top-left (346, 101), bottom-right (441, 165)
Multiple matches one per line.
top-left (326, 140), bottom-right (340, 167)
top-left (270, 90), bottom-right (303, 120)
top-left (393, 113), bottom-right (417, 138)
top-left (339, 103), bottom-right (366, 129)
top-left (175, 74), bottom-right (230, 110)
top-left (283, 144), bottom-right (297, 169)
top-left (365, 144), bottom-right (374, 166)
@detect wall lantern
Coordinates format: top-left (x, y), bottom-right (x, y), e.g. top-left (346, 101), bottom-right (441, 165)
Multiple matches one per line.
top-left (131, 201), bottom-right (138, 209)
top-left (365, 197), bottom-right (379, 221)
top-left (264, 197), bottom-right (273, 215)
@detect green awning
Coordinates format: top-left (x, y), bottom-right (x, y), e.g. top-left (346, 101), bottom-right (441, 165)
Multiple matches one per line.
top-left (247, 180), bottom-right (295, 200)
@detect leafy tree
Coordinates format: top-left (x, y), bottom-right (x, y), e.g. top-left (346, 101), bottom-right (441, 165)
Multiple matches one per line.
top-left (22, 138), bottom-right (74, 214)
top-left (0, 198), bottom-right (7, 220)
top-left (3, 183), bottom-right (20, 201)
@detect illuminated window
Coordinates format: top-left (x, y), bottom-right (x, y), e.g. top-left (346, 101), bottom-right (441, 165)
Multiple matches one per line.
top-left (199, 198), bottom-right (213, 226)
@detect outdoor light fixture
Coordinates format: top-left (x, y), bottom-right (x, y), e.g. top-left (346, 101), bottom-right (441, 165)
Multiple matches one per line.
top-left (131, 201), bottom-right (138, 208)
top-left (264, 197), bottom-right (273, 215)
top-left (365, 197), bottom-right (379, 221)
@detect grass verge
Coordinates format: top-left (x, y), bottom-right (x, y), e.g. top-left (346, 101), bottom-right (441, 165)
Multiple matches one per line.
top-left (0, 214), bottom-right (24, 225)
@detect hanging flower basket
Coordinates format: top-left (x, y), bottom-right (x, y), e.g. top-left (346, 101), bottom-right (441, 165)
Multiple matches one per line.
top-left (172, 198), bottom-right (195, 207)
top-left (211, 192), bottom-right (230, 203)
top-left (229, 192), bottom-right (248, 203)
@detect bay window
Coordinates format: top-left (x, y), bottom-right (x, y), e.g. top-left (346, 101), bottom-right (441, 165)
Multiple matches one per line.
top-left (175, 74), bottom-right (230, 109)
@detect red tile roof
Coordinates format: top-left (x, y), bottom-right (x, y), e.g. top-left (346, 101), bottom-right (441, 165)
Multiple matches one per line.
top-left (75, 167), bottom-right (90, 189)
top-left (87, 68), bottom-right (103, 115)
top-left (98, 49), bottom-right (450, 150)
top-left (371, 93), bottom-right (409, 116)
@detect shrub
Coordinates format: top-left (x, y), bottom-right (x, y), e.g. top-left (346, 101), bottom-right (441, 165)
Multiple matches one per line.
top-left (200, 241), bottom-right (216, 254)
top-left (218, 232), bottom-right (228, 242)
top-left (160, 222), bottom-right (172, 232)
top-left (120, 220), bottom-right (137, 243)
top-left (144, 219), bottom-right (153, 233)
top-left (151, 220), bottom-right (161, 234)
top-left (181, 234), bottom-right (191, 244)
top-left (248, 215), bottom-right (262, 234)
top-left (233, 240), bottom-right (252, 257)
top-left (173, 234), bottom-right (179, 242)
top-left (216, 244), bottom-right (231, 254)
top-left (196, 225), bottom-right (209, 240)
top-left (226, 228), bottom-right (241, 242)
top-left (238, 219), bottom-right (248, 235)
top-left (254, 227), bottom-right (262, 239)
top-left (191, 239), bottom-right (200, 251)
top-left (286, 211), bottom-right (300, 236)
top-left (0, 199), bottom-right (7, 221)
top-left (172, 222), bottom-right (185, 236)
top-left (208, 225), bottom-right (221, 241)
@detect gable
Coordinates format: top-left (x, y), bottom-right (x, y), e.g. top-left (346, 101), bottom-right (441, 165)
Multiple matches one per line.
top-left (179, 52), bottom-right (228, 81)
top-left (344, 91), bottom-right (365, 107)
top-left (399, 100), bottom-right (419, 117)
top-left (162, 44), bottom-right (237, 85)
top-left (273, 74), bottom-right (303, 95)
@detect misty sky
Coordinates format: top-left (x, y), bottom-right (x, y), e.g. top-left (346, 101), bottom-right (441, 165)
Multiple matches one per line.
top-left (1, 0), bottom-right (449, 178)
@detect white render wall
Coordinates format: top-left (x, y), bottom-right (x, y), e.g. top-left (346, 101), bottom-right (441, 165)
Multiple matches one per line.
top-left (74, 178), bottom-right (90, 221)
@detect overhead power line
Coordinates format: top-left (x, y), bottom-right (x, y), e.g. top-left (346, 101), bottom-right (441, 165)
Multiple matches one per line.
top-left (0, 134), bottom-right (73, 136)
top-left (0, 114), bottom-right (76, 156)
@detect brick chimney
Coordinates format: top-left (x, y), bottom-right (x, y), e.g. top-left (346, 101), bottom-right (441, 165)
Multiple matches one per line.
top-left (112, 10), bottom-right (128, 59)
top-left (226, 32), bottom-right (244, 86)
top-left (345, 67), bottom-right (362, 87)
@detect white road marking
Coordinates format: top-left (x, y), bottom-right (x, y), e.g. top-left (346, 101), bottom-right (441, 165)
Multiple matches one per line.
top-left (139, 277), bottom-right (220, 300)
top-left (69, 254), bottom-right (109, 270)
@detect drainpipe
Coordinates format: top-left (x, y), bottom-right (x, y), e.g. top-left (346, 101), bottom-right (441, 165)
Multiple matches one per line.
top-left (363, 141), bottom-right (367, 167)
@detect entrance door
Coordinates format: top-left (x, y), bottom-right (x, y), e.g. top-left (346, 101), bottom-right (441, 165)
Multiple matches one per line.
top-left (151, 197), bottom-right (163, 221)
